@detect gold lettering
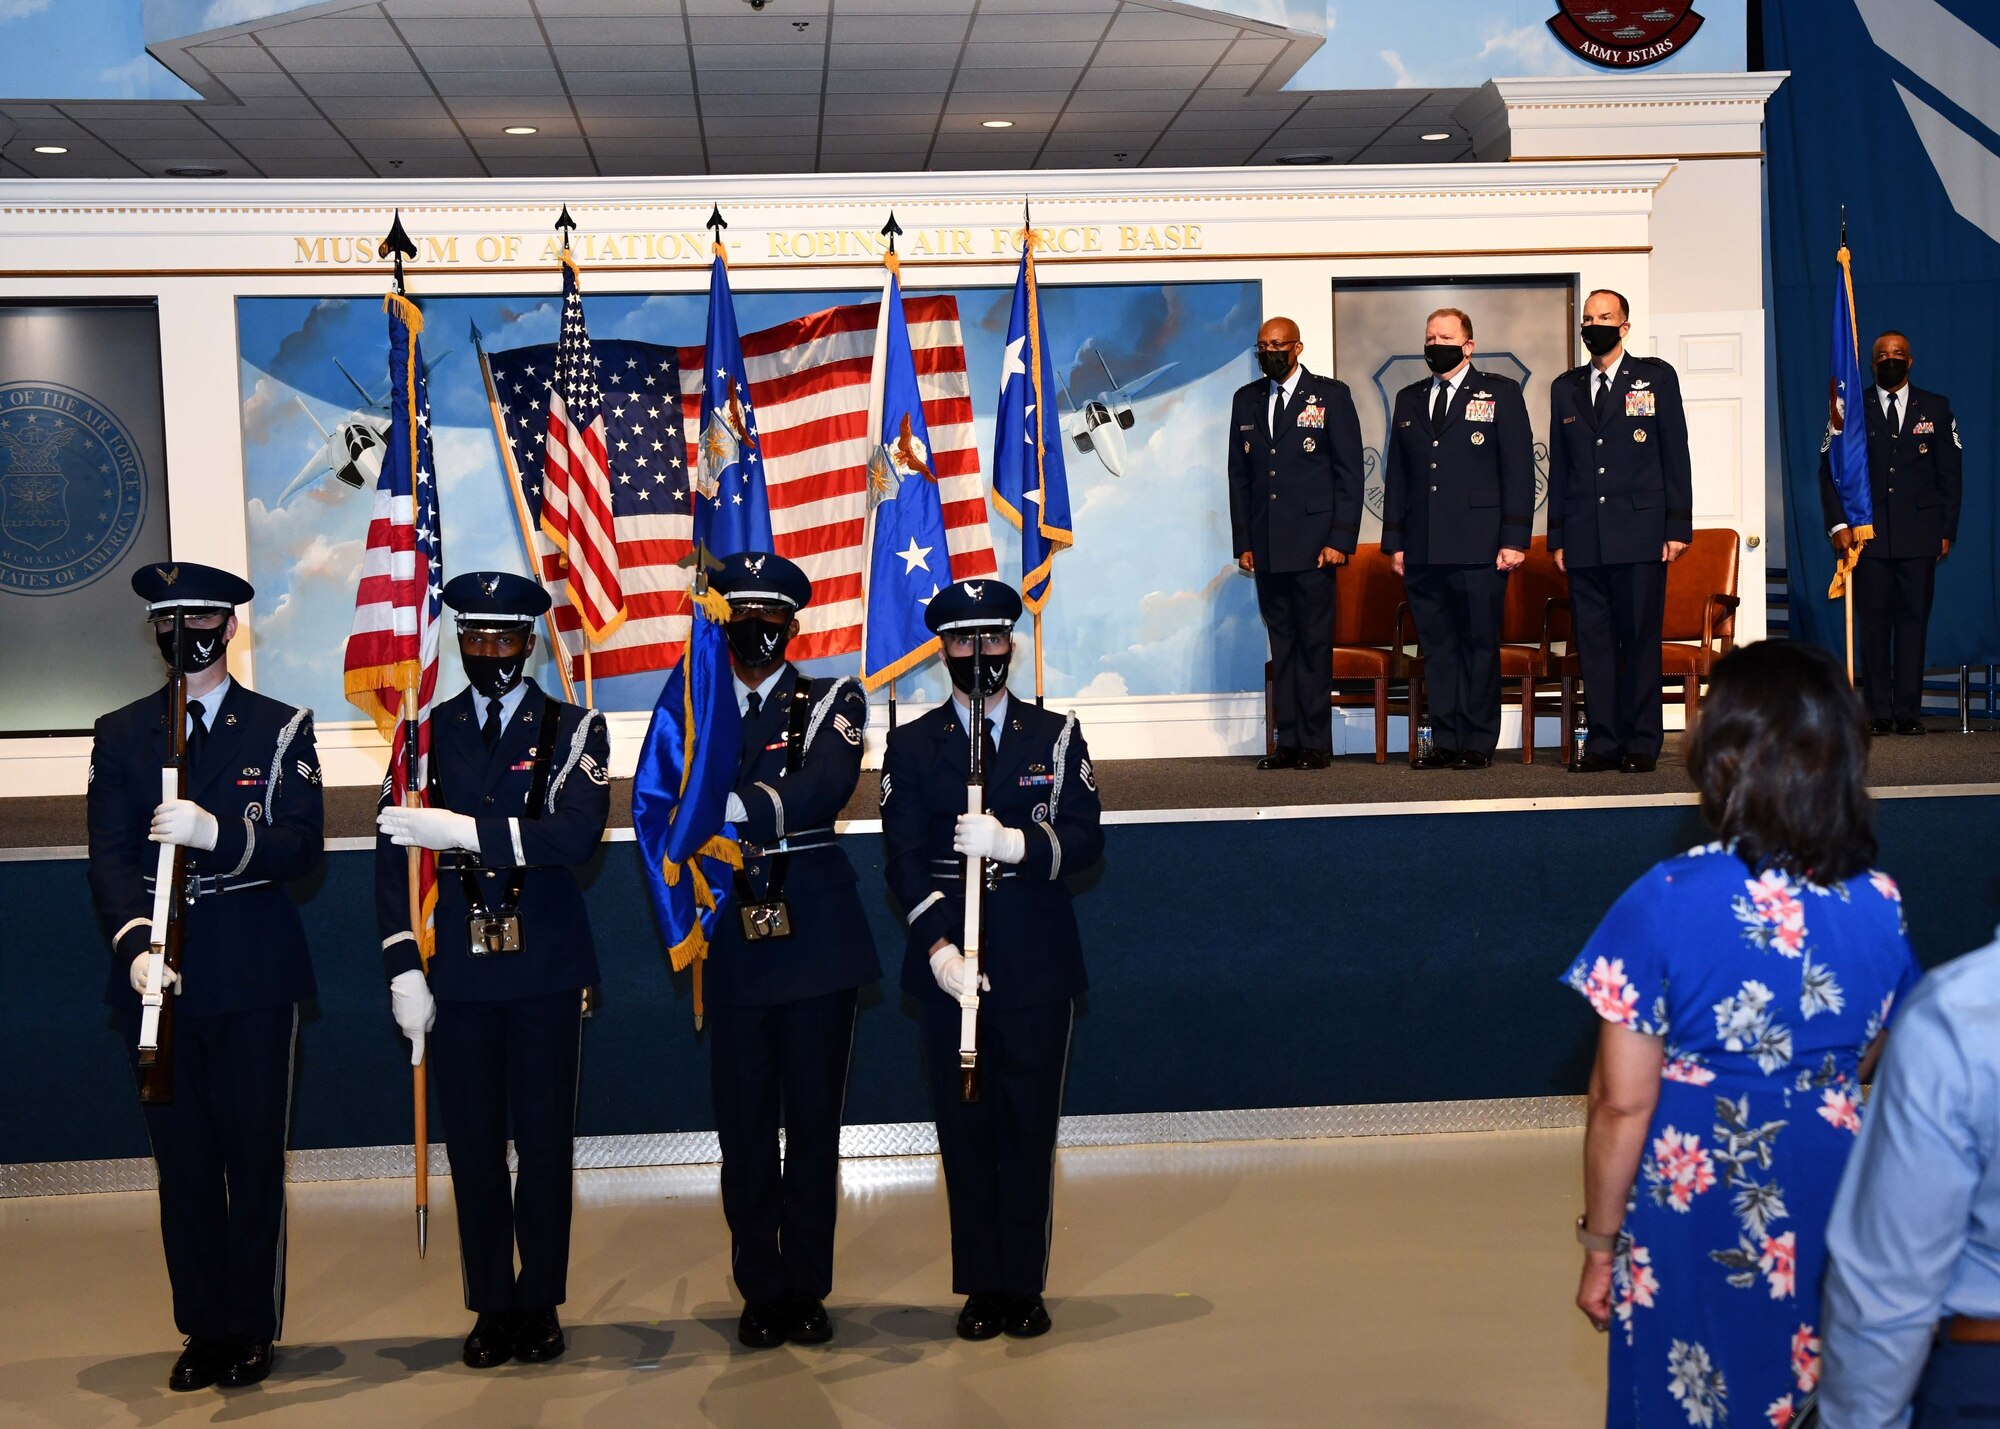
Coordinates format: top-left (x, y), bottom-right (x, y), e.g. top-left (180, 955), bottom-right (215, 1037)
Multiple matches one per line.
top-left (1118, 225), bottom-right (1140, 252)
top-left (476, 235), bottom-right (505, 263)
top-left (911, 229), bottom-right (938, 256)
top-left (294, 237), bottom-right (329, 265)
top-left (950, 229), bottom-right (973, 255)
top-left (814, 231), bottom-right (838, 258)
top-left (422, 235), bottom-right (459, 264)
top-left (505, 236), bottom-right (522, 261)
top-left (1182, 223), bottom-right (1202, 251)
top-left (769, 232), bottom-right (793, 257)
top-left (1083, 226), bottom-right (1102, 252)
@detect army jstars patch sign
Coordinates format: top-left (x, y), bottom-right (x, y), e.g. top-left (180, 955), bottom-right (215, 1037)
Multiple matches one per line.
top-left (1546, 2), bottom-right (1704, 69)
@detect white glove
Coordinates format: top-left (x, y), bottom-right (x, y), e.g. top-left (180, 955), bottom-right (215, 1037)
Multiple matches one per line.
top-left (928, 943), bottom-right (990, 1000)
top-left (149, 799), bottom-right (219, 851)
top-left (954, 812), bottom-right (1026, 865)
top-left (128, 949), bottom-right (181, 995)
top-left (389, 969), bottom-right (436, 1067)
top-left (377, 806), bottom-right (480, 852)
top-left (724, 792), bottom-right (748, 825)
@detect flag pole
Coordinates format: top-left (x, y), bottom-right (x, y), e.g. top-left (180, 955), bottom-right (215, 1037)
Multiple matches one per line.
top-left (379, 210), bottom-right (429, 1260)
top-left (1025, 209), bottom-right (1048, 708)
top-left (471, 324), bottom-right (577, 704)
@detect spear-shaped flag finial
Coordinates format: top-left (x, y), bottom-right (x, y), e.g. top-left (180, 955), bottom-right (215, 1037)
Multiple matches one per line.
top-left (881, 210), bottom-right (903, 254)
top-left (707, 204), bottom-right (728, 238)
top-left (555, 203), bottom-right (577, 250)
top-left (379, 209), bottom-right (417, 293)
top-left (1840, 204), bottom-right (1848, 249)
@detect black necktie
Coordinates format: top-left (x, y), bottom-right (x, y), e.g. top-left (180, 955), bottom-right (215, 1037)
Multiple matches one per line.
top-left (1593, 370), bottom-right (1612, 425)
top-left (1431, 380), bottom-right (1448, 428)
top-left (1269, 383), bottom-right (1283, 437)
top-left (746, 691), bottom-right (763, 723)
top-left (1886, 391), bottom-right (1900, 436)
top-left (184, 699), bottom-right (206, 768)
top-left (982, 717), bottom-right (999, 770)
top-left (481, 698), bottom-right (502, 751)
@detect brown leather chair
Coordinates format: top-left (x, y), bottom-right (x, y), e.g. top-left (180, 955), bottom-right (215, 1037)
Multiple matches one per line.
top-left (1560, 527), bottom-right (1742, 748)
top-left (1262, 543), bottom-right (1421, 764)
top-left (1496, 536), bottom-right (1571, 764)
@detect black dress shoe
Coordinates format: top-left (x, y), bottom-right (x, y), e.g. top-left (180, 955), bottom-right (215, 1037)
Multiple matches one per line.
top-left (513, 1308), bottom-right (565, 1363)
top-left (1451, 751), bottom-right (1493, 770)
top-left (216, 1338), bottom-right (273, 1388)
top-left (1619, 755), bottom-right (1659, 774)
top-left (1294, 749), bottom-right (1332, 770)
top-left (1411, 749), bottom-right (1459, 769)
top-left (1572, 752), bottom-right (1621, 774)
top-left (787, 1296), bottom-right (833, 1346)
top-left (169, 1338), bottom-right (221, 1393)
top-left (1867, 718), bottom-right (1895, 735)
top-left (1002, 1294), bottom-right (1052, 1339)
top-left (463, 1313), bottom-right (516, 1370)
top-left (737, 1299), bottom-right (789, 1350)
top-left (1895, 718), bottom-right (1927, 736)
top-left (955, 1293), bottom-right (1007, 1342)
top-left (1255, 746), bottom-right (1299, 770)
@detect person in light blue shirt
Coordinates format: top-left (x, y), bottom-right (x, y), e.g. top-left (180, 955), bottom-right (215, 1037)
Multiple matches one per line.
top-left (1822, 936), bottom-right (2000, 1427)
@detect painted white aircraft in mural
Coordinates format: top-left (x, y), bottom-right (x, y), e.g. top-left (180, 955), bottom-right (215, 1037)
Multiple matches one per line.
top-left (276, 352), bottom-right (449, 506)
top-left (1054, 349), bottom-right (1177, 479)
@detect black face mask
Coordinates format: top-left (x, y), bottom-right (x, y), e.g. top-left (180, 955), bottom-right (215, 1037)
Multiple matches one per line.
top-left (726, 617), bottom-right (791, 669)
top-left (462, 652), bottom-right (527, 700)
top-left (1256, 349), bottom-right (1294, 383)
top-left (1581, 324), bottom-right (1624, 358)
top-left (156, 624), bottom-right (228, 674)
top-left (946, 649), bottom-right (1011, 701)
top-left (1423, 343), bottom-right (1466, 376)
top-left (1873, 358), bottom-right (1910, 390)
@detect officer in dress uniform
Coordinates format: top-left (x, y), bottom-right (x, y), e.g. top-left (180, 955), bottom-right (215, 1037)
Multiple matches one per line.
top-left (374, 572), bottom-right (610, 1370)
top-left (1382, 307), bottom-right (1535, 770)
top-left (1546, 288), bottom-right (1693, 774)
top-left (703, 551), bottom-right (878, 1350)
top-left (1819, 330), bottom-right (1961, 734)
top-left (881, 579), bottom-right (1104, 1341)
top-left (1228, 315), bottom-right (1366, 770)
top-left (86, 562), bottom-right (323, 1393)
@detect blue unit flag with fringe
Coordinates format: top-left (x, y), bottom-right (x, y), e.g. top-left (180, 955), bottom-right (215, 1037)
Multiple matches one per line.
top-left (858, 258), bottom-right (952, 690)
top-left (991, 236), bottom-right (1073, 613)
top-left (692, 242), bottom-right (772, 561)
top-left (1824, 241), bottom-right (1876, 598)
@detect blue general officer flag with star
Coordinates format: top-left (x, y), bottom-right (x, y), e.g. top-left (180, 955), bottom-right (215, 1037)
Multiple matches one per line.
top-left (694, 246), bottom-right (772, 560)
top-left (1823, 239), bottom-right (1875, 599)
top-left (991, 238), bottom-right (1074, 613)
top-left (859, 260), bottom-right (953, 689)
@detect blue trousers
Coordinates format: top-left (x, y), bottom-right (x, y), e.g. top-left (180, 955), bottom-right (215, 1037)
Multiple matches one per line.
top-left (1915, 1340), bottom-right (2000, 1427)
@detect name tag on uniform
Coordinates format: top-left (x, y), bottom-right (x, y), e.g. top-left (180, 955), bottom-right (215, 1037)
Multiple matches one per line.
top-left (1913, 418), bottom-right (1935, 435)
top-left (1296, 398), bottom-right (1325, 429)
top-left (1238, 423), bottom-right (1254, 432)
top-left (1625, 390), bottom-right (1656, 418)
top-left (1397, 419), bottom-right (1413, 429)
top-left (1465, 400), bottom-right (1496, 423)
top-left (1562, 414), bottom-right (1577, 425)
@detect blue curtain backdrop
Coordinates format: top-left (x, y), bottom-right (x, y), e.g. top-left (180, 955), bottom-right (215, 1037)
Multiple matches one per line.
top-left (1764, 0), bottom-right (2000, 665)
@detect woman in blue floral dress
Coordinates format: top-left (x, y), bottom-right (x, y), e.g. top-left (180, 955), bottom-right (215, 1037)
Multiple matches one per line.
top-left (1562, 641), bottom-right (1922, 1429)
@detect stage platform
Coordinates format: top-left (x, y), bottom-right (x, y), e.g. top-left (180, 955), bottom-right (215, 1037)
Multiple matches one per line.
top-left (6, 723), bottom-right (1999, 1192)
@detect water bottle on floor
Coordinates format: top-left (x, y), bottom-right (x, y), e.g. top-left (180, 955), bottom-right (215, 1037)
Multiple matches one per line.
top-left (1415, 716), bottom-right (1434, 763)
top-left (1570, 716), bottom-right (1589, 770)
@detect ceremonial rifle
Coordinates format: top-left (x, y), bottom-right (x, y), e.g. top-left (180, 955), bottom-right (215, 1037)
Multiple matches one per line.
top-left (136, 611), bottom-right (191, 1104)
top-left (958, 645), bottom-right (989, 1104)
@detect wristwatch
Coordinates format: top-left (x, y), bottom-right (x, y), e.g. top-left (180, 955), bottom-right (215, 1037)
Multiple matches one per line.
top-left (1575, 1215), bottom-right (1621, 1255)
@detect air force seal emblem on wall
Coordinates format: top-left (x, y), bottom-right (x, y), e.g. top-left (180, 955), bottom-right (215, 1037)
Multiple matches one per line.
top-left (0, 383), bottom-right (148, 596)
top-left (1547, 3), bottom-right (1704, 69)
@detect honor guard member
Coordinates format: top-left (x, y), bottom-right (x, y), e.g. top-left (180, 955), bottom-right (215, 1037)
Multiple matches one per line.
top-left (1546, 289), bottom-right (1693, 774)
top-left (881, 579), bottom-right (1104, 1341)
top-left (1228, 315), bottom-right (1366, 770)
top-left (706, 551), bottom-right (879, 1350)
top-left (374, 571), bottom-right (611, 1371)
top-left (1381, 307), bottom-right (1535, 770)
top-left (1820, 330), bottom-right (1961, 734)
top-left (86, 562), bottom-right (324, 1392)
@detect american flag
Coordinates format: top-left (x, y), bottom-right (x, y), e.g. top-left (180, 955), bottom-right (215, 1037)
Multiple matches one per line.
top-left (345, 293), bottom-right (442, 957)
top-left (486, 293), bottom-right (996, 679)
top-left (540, 254), bottom-right (625, 642)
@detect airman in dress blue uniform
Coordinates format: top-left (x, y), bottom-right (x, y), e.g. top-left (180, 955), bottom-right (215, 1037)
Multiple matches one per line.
top-left (374, 571), bottom-right (610, 1370)
top-left (703, 551), bottom-right (879, 1350)
top-left (86, 562), bottom-right (323, 1393)
top-left (1546, 289), bottom-right (1693, 774)
top-left (881, 578), bottom-right (1104, 1342)
top-left (1818, 330), bottom-right (1962, 734)
top-left (1382, 307), bottom-right (1536, 769)
top-left (1228, 316), bottom-right (1367, 769)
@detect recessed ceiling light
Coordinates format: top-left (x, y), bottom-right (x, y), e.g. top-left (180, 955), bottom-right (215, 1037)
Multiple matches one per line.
top-left (32, 145), bottom-right (67, 155)
top-left (981, 119), bottom-right (1013, 129)
top-left (504, 125), bottom-right (539, 136)
top-left (1421, 132), bottom-right (1453, 141)
top-left (165, 165), bottom-right (226, 177)
top-left (1277, 152), bottom-right (1333, 165)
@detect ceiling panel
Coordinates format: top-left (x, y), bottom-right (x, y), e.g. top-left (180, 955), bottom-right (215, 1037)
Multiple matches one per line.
top-left (267, 47), bottom-right (420, 74)
top-left (262, 16), bottom-right (406, 48)
top-left (385, 0), bottom-right (538, 15)
top-left (190, 46), bottom-right (281, 74)
top-left (828, 14), bottom-right (969, 43)
top-left (412, 47), bottom-right (557, 72)
top-left (967, 12), bottom-right (1110, 43)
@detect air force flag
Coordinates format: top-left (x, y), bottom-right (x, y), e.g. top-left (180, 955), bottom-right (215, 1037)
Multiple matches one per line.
top-left (858, 257), bottom-right (951, 689)
top-left (693, 240), bottom-right (772, 561)
top-left (991, 237), bottom-right (1073, 612)
top-left (1825, 239), bottom-right (1876, 598)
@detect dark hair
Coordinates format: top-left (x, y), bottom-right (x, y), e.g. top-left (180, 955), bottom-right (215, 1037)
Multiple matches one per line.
top-left (1585, 288), bottom-right (1631, 322)
top-left (1686, 640), bottom-right (1876, 883)
top-left (1874, 329), bottom-right (1910, 350)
